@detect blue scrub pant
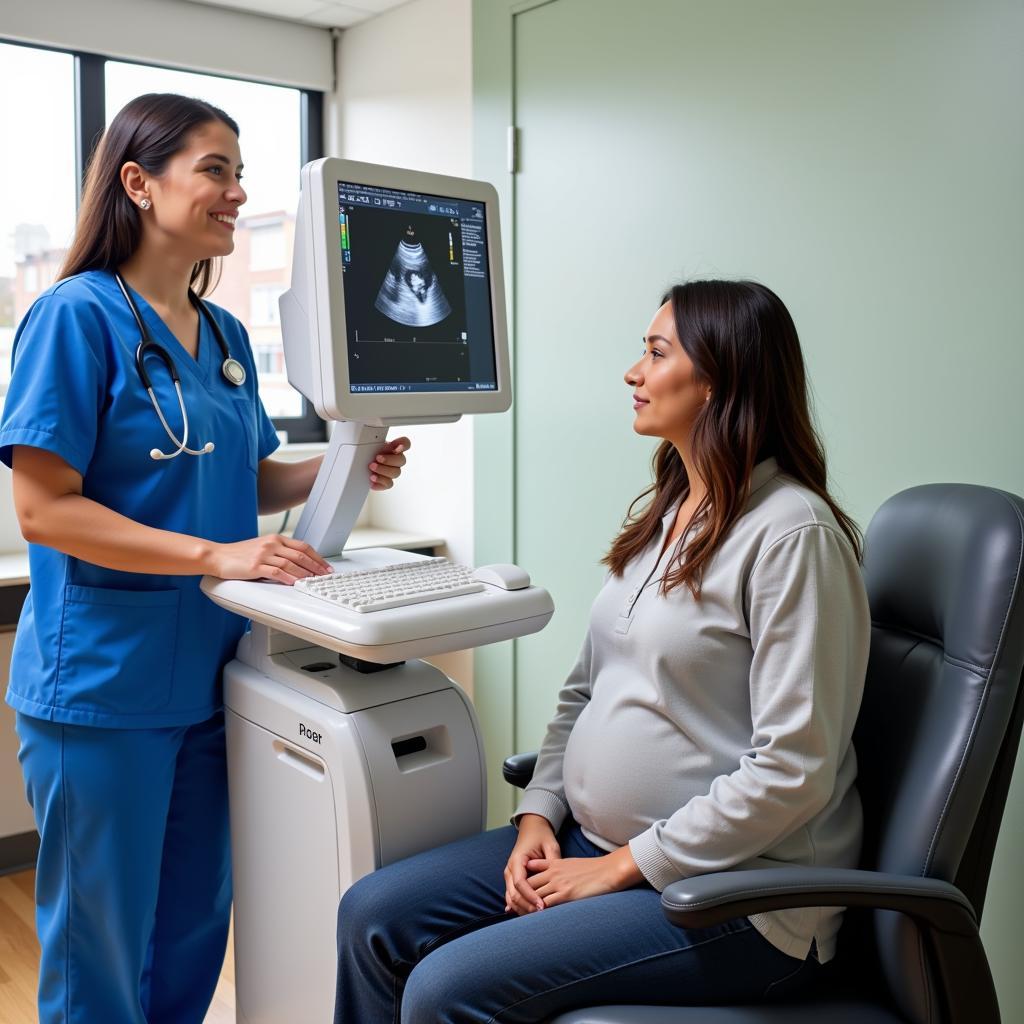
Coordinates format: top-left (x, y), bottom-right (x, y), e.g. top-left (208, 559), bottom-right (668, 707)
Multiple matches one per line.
top-left (335, 821), bottom-right (819, 1023)
top-left (15, 711), bottom-right (232, 1024)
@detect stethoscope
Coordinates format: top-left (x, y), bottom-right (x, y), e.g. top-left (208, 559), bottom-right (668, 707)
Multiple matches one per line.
top-left (114, 272), bottom-right (247, 461)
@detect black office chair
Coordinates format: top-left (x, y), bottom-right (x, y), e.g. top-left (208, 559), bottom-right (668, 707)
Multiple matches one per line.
top-left (503, 484), bottom-right (1024, 1024)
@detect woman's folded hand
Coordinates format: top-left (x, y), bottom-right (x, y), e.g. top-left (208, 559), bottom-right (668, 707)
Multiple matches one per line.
top-left (525, 844), bottom-right (644, 909)
top-left (504, 814), bottom-right (561, 914)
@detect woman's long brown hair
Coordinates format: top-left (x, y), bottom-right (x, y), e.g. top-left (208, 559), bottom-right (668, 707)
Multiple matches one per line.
top-left (59, 93), bottom-right (240, 296)
top-left (603, 280), bottom-right (862, 597)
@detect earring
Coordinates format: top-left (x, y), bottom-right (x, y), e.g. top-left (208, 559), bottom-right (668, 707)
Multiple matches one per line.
top-left (139, 198), bottom-right (151, 210)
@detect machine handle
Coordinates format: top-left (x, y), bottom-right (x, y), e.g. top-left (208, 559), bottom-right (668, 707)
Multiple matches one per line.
top-left (392, 736), bottom-right (427, 759)
top-left (273, 740), bottom-right (326, 780)
top-left (390, 725), bottom-right (451, 773)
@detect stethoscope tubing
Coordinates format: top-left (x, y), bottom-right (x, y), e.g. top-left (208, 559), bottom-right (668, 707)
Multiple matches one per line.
top-left (114, 272), bottom-right (246, 460)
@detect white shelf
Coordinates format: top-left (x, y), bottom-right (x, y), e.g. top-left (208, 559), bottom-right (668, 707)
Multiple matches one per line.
top-left (342, 527), bottom-right (445, 553)
top-left (0, 555), bottom-right (29, 588)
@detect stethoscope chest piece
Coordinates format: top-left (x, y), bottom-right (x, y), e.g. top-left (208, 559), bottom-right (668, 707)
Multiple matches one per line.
top-left (222, 357), bottom-right (247, 387)
top-left (114, 271), bottom-right (246, 461)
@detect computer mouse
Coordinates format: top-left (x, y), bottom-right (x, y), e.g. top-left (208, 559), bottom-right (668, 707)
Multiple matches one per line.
top-left (471, 563), bottom-right (531, 590)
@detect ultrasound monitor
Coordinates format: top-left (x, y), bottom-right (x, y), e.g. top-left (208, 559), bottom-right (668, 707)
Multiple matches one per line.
top-left (281, 158), bottom-right (511, 426)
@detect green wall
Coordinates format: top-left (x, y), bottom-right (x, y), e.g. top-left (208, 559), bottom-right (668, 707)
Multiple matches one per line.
top-left (474, 0), bottom-right (1022, 1012)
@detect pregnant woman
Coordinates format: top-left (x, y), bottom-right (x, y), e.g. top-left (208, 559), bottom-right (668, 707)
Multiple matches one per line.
top-left (334, 278), bottom-right (869, 1022)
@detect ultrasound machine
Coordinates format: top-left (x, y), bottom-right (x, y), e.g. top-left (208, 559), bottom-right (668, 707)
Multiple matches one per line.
top-left (200, 159), bottom-right (552, 1023)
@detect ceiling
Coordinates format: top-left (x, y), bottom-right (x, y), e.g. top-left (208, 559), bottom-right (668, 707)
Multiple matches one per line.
top-left (185, 0), bottom-right (413, 30)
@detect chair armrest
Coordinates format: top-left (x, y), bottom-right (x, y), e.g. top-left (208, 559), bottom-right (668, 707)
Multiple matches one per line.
top-left (661, 867), bottom-right (997, 1024)
top-left (502, 751), bottom-right (538, 789)
top-left (661, 867), bottom-right (977, 934)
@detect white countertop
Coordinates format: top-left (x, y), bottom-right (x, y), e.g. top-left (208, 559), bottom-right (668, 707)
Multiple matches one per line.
top-left (0, 554), bottom-right (29, 588)
top-left (0, 527), bottom-right (446, 588)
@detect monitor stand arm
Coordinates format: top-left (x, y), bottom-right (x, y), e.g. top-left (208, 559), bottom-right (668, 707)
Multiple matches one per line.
top-left (291, 421), bottom-right (388, 558)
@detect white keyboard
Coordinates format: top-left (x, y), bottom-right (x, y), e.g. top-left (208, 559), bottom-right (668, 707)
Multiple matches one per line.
top-left (293, 557), bottom-right (485, 613)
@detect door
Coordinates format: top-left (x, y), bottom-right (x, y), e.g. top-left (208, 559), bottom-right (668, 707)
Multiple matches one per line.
top-left (507, 0), bottom-right (1024, 751)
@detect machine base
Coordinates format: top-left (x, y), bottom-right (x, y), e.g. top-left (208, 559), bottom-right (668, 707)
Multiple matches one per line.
top-left (225, 639), bottom-right (486, 1024)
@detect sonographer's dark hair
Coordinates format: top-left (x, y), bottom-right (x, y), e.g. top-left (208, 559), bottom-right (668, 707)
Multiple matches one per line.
top-left (603, 279), bottom-right (862, 598)
top-left (59, 93), bottom-right (240, 296)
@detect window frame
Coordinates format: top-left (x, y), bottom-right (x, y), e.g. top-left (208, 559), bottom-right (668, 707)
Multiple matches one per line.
top-left (2, 36), bottom-right (326, 443)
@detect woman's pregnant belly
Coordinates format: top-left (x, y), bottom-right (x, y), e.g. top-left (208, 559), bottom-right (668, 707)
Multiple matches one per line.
top-left (562, 693), bottom-right (741, 848)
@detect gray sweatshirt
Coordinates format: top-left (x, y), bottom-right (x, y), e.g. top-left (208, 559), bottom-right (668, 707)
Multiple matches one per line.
top-left (513, 458), bottom-right (870, 962)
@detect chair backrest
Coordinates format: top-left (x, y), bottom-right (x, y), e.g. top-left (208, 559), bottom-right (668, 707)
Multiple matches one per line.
top-left (852, 484), bottom-right (1024, 1023)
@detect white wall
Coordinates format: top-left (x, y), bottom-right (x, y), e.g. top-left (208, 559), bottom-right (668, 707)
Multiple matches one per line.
top-left (329, 0), bottom-right (475, 689)
top-left (0, 474), bottom-right (20, 552)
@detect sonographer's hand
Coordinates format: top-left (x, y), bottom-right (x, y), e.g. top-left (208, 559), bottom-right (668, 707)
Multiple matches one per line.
top-left (208, 535), bottom-right (333, 584)
top-left (369, 437), bottom-right (411, 491)
top-left (504, 814), bottom-right (561, 915)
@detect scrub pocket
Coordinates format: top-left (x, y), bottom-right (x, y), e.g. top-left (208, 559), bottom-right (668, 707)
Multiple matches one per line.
top-left (229, 394), bottom-right (259, 475)
top-left (56, 585), bottom-right (180, 716)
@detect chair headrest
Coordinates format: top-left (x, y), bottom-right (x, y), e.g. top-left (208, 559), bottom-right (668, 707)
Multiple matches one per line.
top-left (863, 484), bottom-right (1024, 673)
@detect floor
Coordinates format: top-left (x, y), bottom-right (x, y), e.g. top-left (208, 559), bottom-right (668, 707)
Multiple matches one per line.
top-left (0, 868), bottom-right (236, 1023)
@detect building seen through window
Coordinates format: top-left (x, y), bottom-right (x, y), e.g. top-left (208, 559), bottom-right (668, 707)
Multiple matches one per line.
top-left (217, 217), bottom-right (293, 395)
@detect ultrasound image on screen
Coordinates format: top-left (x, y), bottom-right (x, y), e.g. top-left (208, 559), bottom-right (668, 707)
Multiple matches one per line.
top-left (341, 204), bottom-right (472, 386)
top-left (374, 226), bottom-right (452, 327)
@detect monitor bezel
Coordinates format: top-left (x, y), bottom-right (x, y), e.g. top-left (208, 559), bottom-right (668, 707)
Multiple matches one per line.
top-left (305, 158), bottom-right (511, 424)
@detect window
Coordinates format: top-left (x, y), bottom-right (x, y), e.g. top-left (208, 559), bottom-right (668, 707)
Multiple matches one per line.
top-left (0, 42), bottom-right (77, 409)
top-left (0, 39), bottom-right (324, 437)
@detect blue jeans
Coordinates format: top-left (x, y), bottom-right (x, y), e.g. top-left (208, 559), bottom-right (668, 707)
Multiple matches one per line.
top-left (335, 820), bottom-right (818, 1023)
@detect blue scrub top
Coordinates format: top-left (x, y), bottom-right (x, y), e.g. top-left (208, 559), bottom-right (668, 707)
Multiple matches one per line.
top-left (0, 269), bottom-right (281, 728)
